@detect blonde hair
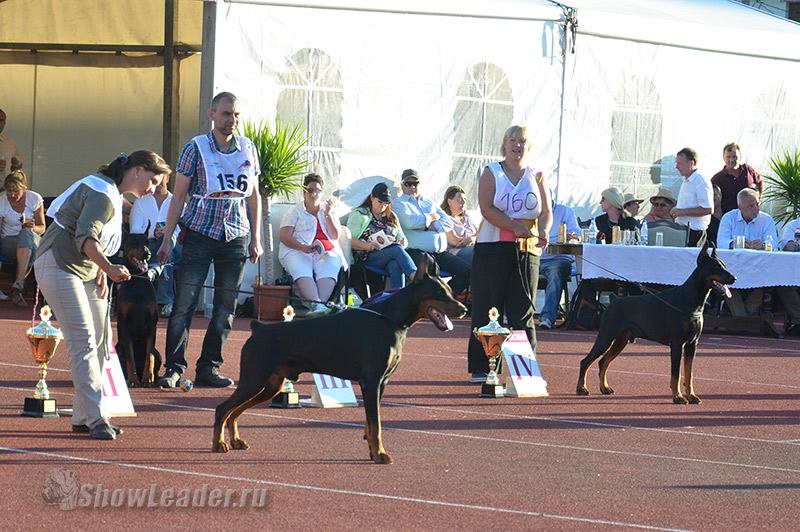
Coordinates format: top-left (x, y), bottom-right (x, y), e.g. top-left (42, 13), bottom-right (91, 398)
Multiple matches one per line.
top-left (3, 170), bottom-right (27, 191)
top-left (500, 125), bottom-right (531, 157)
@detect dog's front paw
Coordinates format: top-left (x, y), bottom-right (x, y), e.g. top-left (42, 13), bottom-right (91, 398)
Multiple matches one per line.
top-left (212, 441), bottom-right (230, 453)
top-left (600, 386), bottom-right (615, 395)
top-left (231, 438), bottom-right (250, 450)
top-left (672, 395), bottom-right (688, 405)
top-left (371, 452), bottom-right (394, 465)
top-left (576, 386), bottom-right (590, 396)
top-left (687, 394), bottom-right (702, 405)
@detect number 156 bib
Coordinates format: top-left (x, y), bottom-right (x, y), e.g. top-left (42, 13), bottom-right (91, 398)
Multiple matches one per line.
top-left (193, 134), bottom-right (257, 199)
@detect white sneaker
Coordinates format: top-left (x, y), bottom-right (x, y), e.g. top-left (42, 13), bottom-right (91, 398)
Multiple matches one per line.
top-left (0, 291), bottom-right (8, 301)
top-left (306, 302), bottom-right (332, 318)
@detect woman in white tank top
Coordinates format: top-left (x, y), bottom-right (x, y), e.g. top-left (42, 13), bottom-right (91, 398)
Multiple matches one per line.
top-left (466, 125), bottom-right (553, 382)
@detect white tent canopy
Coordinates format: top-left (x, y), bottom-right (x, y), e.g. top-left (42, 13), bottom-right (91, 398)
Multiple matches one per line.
top-left (211, 0), bottom-right (800, 223)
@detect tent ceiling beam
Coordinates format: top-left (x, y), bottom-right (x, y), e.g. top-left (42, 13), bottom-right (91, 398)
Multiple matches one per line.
top-left (0, 42), bottom-right (200, 55)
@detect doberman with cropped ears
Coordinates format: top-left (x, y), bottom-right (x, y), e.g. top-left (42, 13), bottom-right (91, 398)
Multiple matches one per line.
top-left (115, 230), bottom-right (162, 386)
top-left (576, 240), bottom-right (735, 404)
top-left (212, 257), bottom-right (467, 464)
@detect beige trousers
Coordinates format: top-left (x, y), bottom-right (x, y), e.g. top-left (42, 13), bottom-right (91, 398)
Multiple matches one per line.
top-left (33, 250), bottom-right (111, 429)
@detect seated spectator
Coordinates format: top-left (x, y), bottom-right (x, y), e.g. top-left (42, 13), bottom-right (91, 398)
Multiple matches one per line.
top-left (711, 142), bottom-right (762, 215)
top-left (538, 200), bottom-right (580, 329)
top-left (593, 187), bottom-right (637, 243)
top-left (623, 193), bottom-right (644, 223)
top-left (278, 173), bottom-right (346, 317)
top-left (706, 185), bottom-right (723, 247)
top-left (129, 172), bottom-right (178, 317)
top-left (717, 187), bottom-right (778, 315)
top-left (393, 169), bottom-right (470, 295)
top-left (642, 187), bottom-right (677, 223)
top-left (0, 171), bottom-right (45, 306)
top-left (440, 185), bottom-right (477, 265)
top-left (777, 216), bottom-right (800, 333)
top-left (347, 182), bottom-right (416, 289)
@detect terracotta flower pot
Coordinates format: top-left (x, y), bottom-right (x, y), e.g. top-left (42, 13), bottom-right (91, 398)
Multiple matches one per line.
top-left (252, 284), bottom-right (291, 321)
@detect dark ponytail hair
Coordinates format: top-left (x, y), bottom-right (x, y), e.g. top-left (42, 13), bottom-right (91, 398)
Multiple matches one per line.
top-left (97, 150), bottom-right (172, 185)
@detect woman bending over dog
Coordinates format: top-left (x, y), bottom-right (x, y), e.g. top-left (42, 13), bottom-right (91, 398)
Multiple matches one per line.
top-left (34, 151), bottom-right (170, 440)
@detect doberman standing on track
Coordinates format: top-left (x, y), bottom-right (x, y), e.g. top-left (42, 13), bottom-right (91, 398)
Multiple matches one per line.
top-left (576, 241), bottom-right (735, 404)
top-left (212, 260), bottom-right (467, 464)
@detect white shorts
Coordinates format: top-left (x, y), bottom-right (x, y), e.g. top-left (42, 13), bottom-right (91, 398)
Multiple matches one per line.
top-left (279, 248), bottom-right (342, 280)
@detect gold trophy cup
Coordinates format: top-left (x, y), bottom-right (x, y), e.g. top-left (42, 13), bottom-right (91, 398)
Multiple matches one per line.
top-left (473, 307), bottom-right (511, 398)
top-left (22, 306), bottom-right (63, 417)
top-left (270, 306), bottom-right (300, 408)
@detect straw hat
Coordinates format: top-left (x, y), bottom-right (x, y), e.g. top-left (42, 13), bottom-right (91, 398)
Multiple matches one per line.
top-left (601, 187), bottom-right (625, 210)
top-left (649, 187), bottom-right (677, 206)
top-left (623, 193), bottom-right (644, 207)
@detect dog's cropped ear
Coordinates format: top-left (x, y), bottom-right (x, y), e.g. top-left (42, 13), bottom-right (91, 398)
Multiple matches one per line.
top-left (697, 238), bottom-right (711, 265)
top-left (412, 252), bottom-right (438, 282)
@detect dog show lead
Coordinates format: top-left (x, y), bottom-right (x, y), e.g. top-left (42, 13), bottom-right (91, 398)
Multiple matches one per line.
top-left (33, 150), bottom-right (170, 440)
top-left (466, 125), bottom-right (552, 384)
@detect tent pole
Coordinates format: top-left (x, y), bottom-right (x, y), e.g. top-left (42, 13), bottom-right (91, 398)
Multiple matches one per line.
top-left (554, 7), bottom-right (577, 203)
top-left (199, 0), bottom-right (217, 134)
top-left (163, 0), bottom-right (179, 167)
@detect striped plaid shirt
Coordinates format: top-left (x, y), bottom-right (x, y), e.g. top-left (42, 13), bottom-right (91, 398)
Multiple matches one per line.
top-left (176, 131), bottom-right (259, 241)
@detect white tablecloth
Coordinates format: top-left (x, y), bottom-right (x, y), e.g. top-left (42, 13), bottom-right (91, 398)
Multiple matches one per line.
top-left (581, 244), bottom-right (800, 289)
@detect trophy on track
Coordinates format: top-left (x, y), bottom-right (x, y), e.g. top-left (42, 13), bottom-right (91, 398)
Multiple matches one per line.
top-left (271, 306), bottom-right (300, 408)
top-left (22, 306), bottom-right (63, 417)
top-left (473, 307), bottom-right (511, 398)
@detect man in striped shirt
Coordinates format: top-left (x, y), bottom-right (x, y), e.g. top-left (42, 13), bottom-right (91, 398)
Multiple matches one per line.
top-left (157, 92), bottom-right (262, 388)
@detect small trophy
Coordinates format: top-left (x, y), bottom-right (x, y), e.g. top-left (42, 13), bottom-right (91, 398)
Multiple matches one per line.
top-left (22, 306), bottom-right (63, 417)
top-left (271, 306), bottom-right (300, 408)
top-left (473, 307), bottom-right (511, 398)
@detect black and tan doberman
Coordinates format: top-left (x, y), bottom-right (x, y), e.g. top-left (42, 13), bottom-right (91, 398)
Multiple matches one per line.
top-left (115, 231), bottom-right (161, 386)
top-left (577, 241), bottom-right (735, 404)
top-left (212, 261), bottom-right (467, 463)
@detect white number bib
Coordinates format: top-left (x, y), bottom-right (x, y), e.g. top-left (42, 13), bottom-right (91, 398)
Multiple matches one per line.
top-left (193, 134), bottom-right (257, 199)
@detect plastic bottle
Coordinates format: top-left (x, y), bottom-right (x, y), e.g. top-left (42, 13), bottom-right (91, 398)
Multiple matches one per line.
top-left (588, 218), bottom-right (598, 244)
top-left (640, 220), bottom-right (648, 246)
top-left (764, 234), bottom-right (773, 252)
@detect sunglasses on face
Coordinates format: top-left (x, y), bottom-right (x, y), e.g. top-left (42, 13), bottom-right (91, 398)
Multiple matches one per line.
top-left (403, 182), bottom-right (419, 187)
top-left (652, 202), bottom-right (670, 208)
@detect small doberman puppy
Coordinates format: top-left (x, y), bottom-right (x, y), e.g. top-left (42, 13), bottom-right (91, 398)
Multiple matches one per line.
top-left (115, 231), bottom-right (162, 386)
top-left (212, 261), bottom-right (467, 464)
top-left (577, 241), bottom-right (735, 404)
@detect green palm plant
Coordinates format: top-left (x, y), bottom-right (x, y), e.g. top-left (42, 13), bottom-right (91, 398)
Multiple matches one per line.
top-left (762, 148), bottom-right (800, 225)
top-left (241, 118), bottom-right (310, 283)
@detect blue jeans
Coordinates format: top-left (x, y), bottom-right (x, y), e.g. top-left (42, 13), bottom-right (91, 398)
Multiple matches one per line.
top-left (147, 237), bottom-right (180, 305)
top-left (362, 244), bottom-right (417, 288)
top-left (164, 230), bottom-right (248, 375)
top-left (538, 256), bottom-right (573, 324)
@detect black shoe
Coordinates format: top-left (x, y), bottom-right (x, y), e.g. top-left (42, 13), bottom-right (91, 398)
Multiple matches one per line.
top-left (157, 370), bottom-right (181, 388)
top-left (73, 423), bottom-right (123, 435)
top-left (195, 368), bottom-right (234, 388)
top-left (89, 423), bottom-right (118, 440)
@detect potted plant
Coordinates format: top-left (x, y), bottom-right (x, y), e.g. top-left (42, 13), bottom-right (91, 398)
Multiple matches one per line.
top-left (762, 148), bottom-right (800, 225)
top-left (241, 118), bottom-right (310, 319)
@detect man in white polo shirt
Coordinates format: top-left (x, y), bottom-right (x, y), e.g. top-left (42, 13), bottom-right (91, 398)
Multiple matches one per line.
top-left (671, 147), bottom-right (713, 247)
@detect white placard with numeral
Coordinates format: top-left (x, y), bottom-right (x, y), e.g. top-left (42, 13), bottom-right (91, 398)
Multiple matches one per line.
top-left (302, 373), bottom-right (359, 408)
top-left (100, 346), bottom-right (137, 417)
top-left (502, 330), bottom-right (548, 397)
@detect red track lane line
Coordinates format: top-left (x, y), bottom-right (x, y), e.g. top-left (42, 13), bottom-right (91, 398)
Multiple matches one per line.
top-left (147, 401), bottom-right (800, 473)
top-left (0, 445), bottom-right (693, 532)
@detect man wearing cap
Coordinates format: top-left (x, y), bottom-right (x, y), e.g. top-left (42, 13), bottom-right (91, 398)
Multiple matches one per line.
top-left (0, 109), bottom-right (23, 178)
top-left (623, 193), bottom-right (644, 221)
top-left (643, 187), bottom-right (677, 223)
top-left (392, 169), bottom-right (471, 294)
top-left (593, 187), bottom-right (638, 244)
top-left (672, 147), bottom-right (713, 247)
top-left (711, 142), bottom-right (763, 215)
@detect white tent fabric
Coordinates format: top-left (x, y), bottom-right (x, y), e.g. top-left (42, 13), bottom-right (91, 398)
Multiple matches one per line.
top-left (213, 0), bottom-right (800, 224)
